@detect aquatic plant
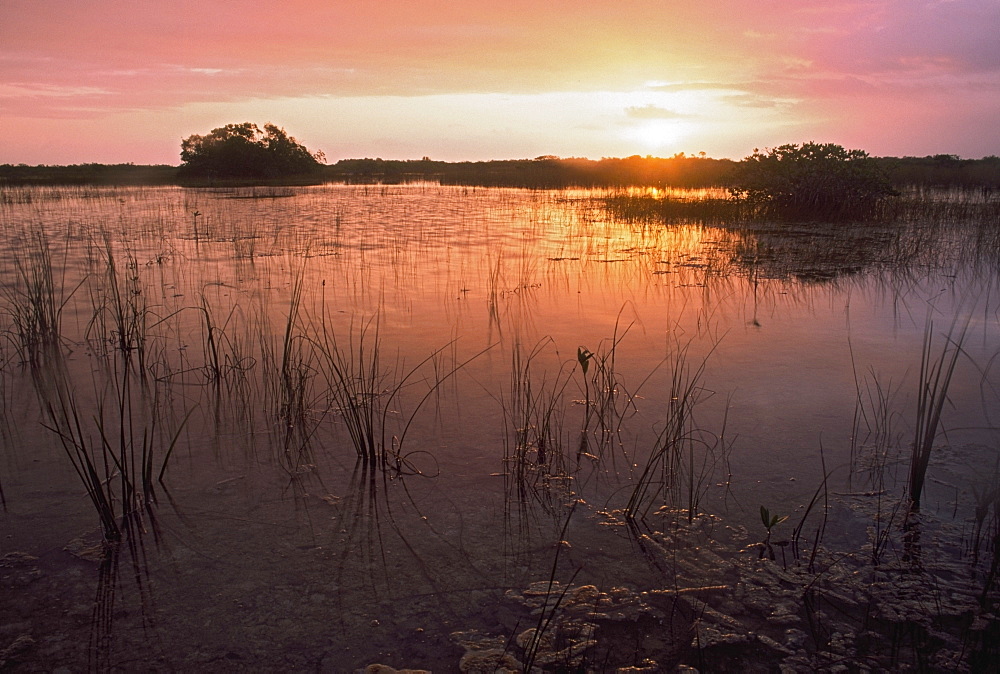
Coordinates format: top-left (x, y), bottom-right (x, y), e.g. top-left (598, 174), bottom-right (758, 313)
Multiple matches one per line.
top-left (38, 370), bottom-right (122, 540)
top-left (759, 505), bottom-right (789, 561)
top-left (1, 230), bottom-right (79, 366)
top-left (849, 367), bottom-right (903, 492)
top-left (312, 313), bottom-right (386, 464)
top-left (909, 312), bottom-right (969, 507)
top-left (789, 452), bottom-right (833, 572)
top-left (196, 296), bottom-right (259, 404)
top-left (35, 356), bottom-right (189, 542)
top-left (760, 505), bottom-right (788, 531)
top-left (970, 464), bottom-right (1000, 565)
top-left (603, 190), bottom-right (742, 225)
top-left (519, 503), bottom-right (581, 671)
top-left (501, 338), bottom-right (574, 491)
top-left (1, 182), bottom-right (999, 670)
top-left (576, 346), bottom-right (594, 453)
top-left (625, 336), bottom-right (719, 521)
top-left (578, 315), bottom-right (643, 453)
top-left (87, 235), bottom-right (152, 375)
top-left (312, 309), bottom-right (486, 470)
top-left (277, 267), bottom-right (314, 429)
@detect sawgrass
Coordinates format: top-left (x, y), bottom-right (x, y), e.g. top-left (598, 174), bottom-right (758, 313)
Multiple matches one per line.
top-left (625, 336), bottom-right (719, 521)
top-left (2, 230), bottom-right (81, 366)
top-left (909, 312), bottom-right (970, 507)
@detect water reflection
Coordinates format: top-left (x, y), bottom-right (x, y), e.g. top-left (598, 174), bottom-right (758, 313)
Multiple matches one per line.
top-left (0, 184), bottom-right (998, 669)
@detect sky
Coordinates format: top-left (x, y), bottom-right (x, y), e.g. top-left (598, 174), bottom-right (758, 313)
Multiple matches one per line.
top-left (2, 0), bottom-right (999, 165)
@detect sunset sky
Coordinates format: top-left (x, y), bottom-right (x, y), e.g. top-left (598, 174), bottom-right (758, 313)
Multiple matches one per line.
top-left (3, 0), bottom-right (999, 165)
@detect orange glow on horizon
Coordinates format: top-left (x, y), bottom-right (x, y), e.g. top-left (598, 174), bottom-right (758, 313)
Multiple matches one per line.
top-left (2, 0), bottom-right (998, 164)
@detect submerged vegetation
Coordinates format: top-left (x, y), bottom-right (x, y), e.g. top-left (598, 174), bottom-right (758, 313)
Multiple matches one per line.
top-left (0, 182), bottom-right (998, 670)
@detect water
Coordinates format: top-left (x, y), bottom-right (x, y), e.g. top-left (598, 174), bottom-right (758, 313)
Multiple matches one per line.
top-left (1, 184), bottom-right (998, 670)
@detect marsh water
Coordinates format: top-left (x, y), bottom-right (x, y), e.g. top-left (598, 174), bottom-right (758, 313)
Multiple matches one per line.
top-left (1, 184), bottom-right (999, 671)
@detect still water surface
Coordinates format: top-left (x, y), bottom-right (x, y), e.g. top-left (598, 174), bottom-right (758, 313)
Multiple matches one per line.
top-left (1, 184), bottom-right (998, 670)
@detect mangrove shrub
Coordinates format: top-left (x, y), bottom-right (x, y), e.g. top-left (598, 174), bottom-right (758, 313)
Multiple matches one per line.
top-left (730, 142), bottom-right (896, 217)
top-left (179, 123), bottom-right (323, 181)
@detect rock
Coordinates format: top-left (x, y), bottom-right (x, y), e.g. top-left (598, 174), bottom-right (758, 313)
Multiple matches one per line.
top-left (458, 648), bottom-right (520, 674)
top-left (0, 552), bottom-right (42, 586)
top-left (615, 662), bottom-right (660, 673)
top-left (360, 665), bottom-right (430, 674)
top-left (64, 535), bottom-right (108, 563)
top-left (0, 634), bottom-right (35, 664)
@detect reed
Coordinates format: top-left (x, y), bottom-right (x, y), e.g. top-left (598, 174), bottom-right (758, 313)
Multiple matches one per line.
top-left (970, 462), bottom-right (1000, 565)
top-left (196, 296), bottom-right (258, 418)
top-left (520, 503), bottom-right (581, 671)
top-left (2, 230), bottom-right (80, 366)
top-left (38, 366), bottom-right (123, 540)
top-left (576, 313), bottom-right (642, 458)
top-left (909, 312), bottom-right (969, 507)
top-left (86, 234), bottom-right (152, 376)
top-left (576, 346), bottom-right (594, 455)
top-left (3, 181), bottom-right (999, 669)
top-left (311, 304), bottom-right (486, 469)
top-left (849, 365), bottom-right (904, 489)
top-left (976, 476), bottom-right (1000, 607)
top-left (624, 336), bottom-right (719, 521)
top-left (501, 338), bottom-right (574, 495)
top-left (313, 313), bottom-right (384, 464)
top-left (603, 192), bottom-right (743, 225)
top-left (603, 188), bottom-right (1000, 285)
top-left (788, 448), bottom-right (833, 572)
top-left (35, 357), bottom-right (187, 541)
top-left (251, 267), bottom-right (326, 473)
top-left (278, 268), bottom-right (313, 428)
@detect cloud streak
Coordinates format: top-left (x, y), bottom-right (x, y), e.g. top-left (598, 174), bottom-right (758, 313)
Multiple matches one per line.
top-left (2, 0), bottom-right (998, 163)
top-left (625, 105), bottom-right (687, 120)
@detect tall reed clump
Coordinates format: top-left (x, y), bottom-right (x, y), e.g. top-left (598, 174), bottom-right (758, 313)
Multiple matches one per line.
top-left (246, 264), bottom-right (324, 471)
top-left (0, 340), bottom-right (10, 482)
top-left (909, 313), bottom-right (970, 507)
top-left (311, 306), bottom-right (485, 470)
top-left (2, 230), bottom-right (79, 366)
top-left (34, 355), bottom-right (189, 542)
top-left (849, 367), bottom-right (902, 493)
top-left (625, 337), bottom-right (719, 521)
top-left (501, 338), bottom-right (574, 491)
top-left (86, 234), bottom-right (154, 377)
top-left (197, 297), bottom-right (257, 420)
top-left (277, 269), bottom-right (314, 429)
top-left (603, 192), bottom-right (743, 225)
top-left (313, 314), bottom-right (384, 464)
top-left (37, 363), bottom-right (121, 540)
top-left (847, 364), bottom-right (905, 566)
top-left (575, 316), bottom-right (640, 458)
top-left (18, 229), bottom-right (191, 541)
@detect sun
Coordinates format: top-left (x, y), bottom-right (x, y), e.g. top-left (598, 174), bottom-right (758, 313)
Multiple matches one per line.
top-left (622, 119), bottom-right (693, 154)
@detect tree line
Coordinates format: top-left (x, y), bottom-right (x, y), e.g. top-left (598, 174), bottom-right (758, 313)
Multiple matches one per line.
top-left (329, 153), bottom-right (1000, 191)
top-left (2, 120), bottom-right (999, 191)
top-left (4, 154), bottom-right (1000, 190)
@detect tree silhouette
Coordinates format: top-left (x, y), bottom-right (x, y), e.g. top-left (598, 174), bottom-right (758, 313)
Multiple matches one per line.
top-left (179, 123), bottom-right (323, 180)
top-left (730, 142), bottom-right (896, 217)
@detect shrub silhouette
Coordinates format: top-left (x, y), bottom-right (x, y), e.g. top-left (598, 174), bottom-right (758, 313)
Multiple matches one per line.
top-left (179, 122), bottom-right (323, 180)
top-left (730, 142), bottom-right (896, 217)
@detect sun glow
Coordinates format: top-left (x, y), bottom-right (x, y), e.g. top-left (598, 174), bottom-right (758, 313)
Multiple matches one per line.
top-left (623, 119), bottom-right (694, 153)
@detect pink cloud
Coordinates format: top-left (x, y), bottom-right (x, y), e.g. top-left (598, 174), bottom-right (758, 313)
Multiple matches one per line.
top-left (2, 0), bottom-right (998, 162)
